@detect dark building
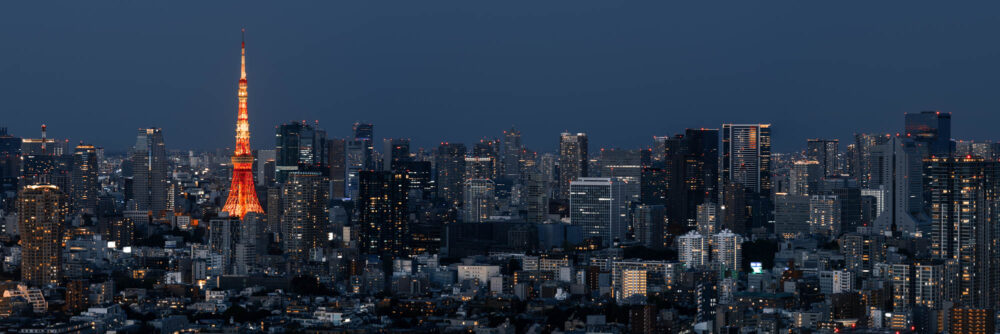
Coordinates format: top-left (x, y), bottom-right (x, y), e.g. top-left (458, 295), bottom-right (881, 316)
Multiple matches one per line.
top-left (435, 143), bottom-right (466, 206)
top-left (275, 121), bottom-right (328, 184)
top-left (383, 138), bottom-right (411, 171)
top-left (905, 111), bottom-right (953, 157)
top-left (327, 138), bottom-right (346, 198)
top-left (358, 171), bottom-right (410, 257)
top-left (70, 144), bottom-right (99, 215)
top-left (353, 122), bottom-right (374, 169)
top-left (0, 128), bottom-right (21, 212)
top-left (662, 129), bottom-right (719, 230)
top-left (721, 124), bottom-right (771, 233)
top-left (806, 138), bottom-right (839, 176)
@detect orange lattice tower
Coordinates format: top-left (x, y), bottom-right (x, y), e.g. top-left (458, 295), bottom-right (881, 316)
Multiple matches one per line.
top-left (223, 29), bottom-right (265, 219)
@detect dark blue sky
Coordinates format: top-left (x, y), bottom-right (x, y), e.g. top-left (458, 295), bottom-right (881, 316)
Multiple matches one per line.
top-left (3, 1), bottom-right (999, 153)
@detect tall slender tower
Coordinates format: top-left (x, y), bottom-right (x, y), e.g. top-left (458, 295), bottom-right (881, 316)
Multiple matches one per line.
top-left (224, 29), bottom-right (265, 219)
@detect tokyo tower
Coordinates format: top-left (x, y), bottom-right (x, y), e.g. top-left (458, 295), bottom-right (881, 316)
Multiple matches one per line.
top-left (223, 29), bottom-right (265, 219)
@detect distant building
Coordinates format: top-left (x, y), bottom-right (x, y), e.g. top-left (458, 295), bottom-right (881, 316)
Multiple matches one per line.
top-left (569, 177), bottom-right (627, 247)
top-left (712, 229), bottom-right (743, 274)
top-left (281, 172), bottom-right (330, 268)
top-left (632, 204), bottom-right (665, 249)
top-left (130, 128), bottom-right (167, 216)
top-left (70, 144), bottom-right (98, 214)
top-left (558, 133), bottom-right (588, 200)
top-left (19, 185), bottom-right (67, 287)
top-left (435, 143), bottom-right (466, 206)
top-left (462, 179), bottom-right (495, 223)
top-left (359, 171), bottom-right (409, 256)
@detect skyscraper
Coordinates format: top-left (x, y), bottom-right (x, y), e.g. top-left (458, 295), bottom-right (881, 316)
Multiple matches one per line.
top-left (435, 143), bottom-right (466, 206)
top-left (222, 31), bottom-right (265, 219)
top-left (904, 111), bottom-right (953, 157)
top-left (131, 128), bottom-right (167, 216)
top-left (663, 129), bottom-right (719, 229)
top-left (327, 138), bottom-right (346, 198)
top-left (500, 127), bottom-right (522, 181)
top-left (358, 170), bottom-right (409, 256)
top-left (382, 138), bottom-right (411, 171)
top-left (523, 171), bottom-right (549, 223)
top-left (19, 185), bottom-right (67, 287)
top-left (281, 172), bottom-right (329, 267)
top-left (0, 128), bottom-right (21, 212)
top-left (721, 124), bottom-right (771, 232)
top-left (927, 156), bottom-right (1000, 309)
top-left (633, 204), bottom-right (665, 249)
top-left (678, 230), bottom-right (708, 268)
top-left (871, 136), bottom-right (925, 235)
top-left (275, 121), bottom-right (328, 183)
top-left (558, 132), bottom-right (588, 200)
top-left (462, 179), bottom-right (495, 223)
top-left (806, 139), bottom-right (839, 177)
top-left (70, 144), bottom-right (98, 214)
top-left (712, 229), bottom-right (743, 274)
top-left (353, 122), bottom-right (374, 169)
top-left (569, 177), bottom-right (627, 247)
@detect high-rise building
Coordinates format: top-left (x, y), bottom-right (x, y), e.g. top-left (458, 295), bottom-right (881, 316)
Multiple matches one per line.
top-left (523, 171), bottom-right (548, 223)
top-left (462, 179), bottom-right (495, 223)
top-left (721, 124), bottom-right (771, 232)
top-left (353, 122), bottom-right (374, 169)
top-left (678, 230), bottom-right (708, 268)
top-left (569, 177), bottom-right (627, 247)
top-left (871, 136), bottom-right (925, 235)
top-left (281, 172), bottom-right (330, 267)
top-left (806, 139), bottom-right (839, 176)
top-left (597, 148), bottom-right (643, 204)
top-left (851, 133), bottom-right (891, 187)
top-left (19, 185), bottom-right (67, 287)
top-left (358, 170), bottom-right (409, 256)
top-left (558, 133), bottom-right (588, 200)
top-left (696, 202), bottom-right (718, 238)
top-left (632, 204), bottom-right (665, 249)
top-left (345, 139), bottom-right (367, 199)
top-left (275, 121), bottom-right (328, 184)
top-left (222, 33), bottom-right (265, 220)
top-left (774, 193), bottom-right (810, 239)
top-left (639, 167), bottom-right (667, 207)
top-left (904, 111), bottom-right (953, 157)
top-left (927, 156), bottom-right (1000, 309)
top-left (788, 160), bottom-right (821, 196)
top-left (712, 229), bottom-right (743, 274)
top-left (809, 195), bottom-right (841, 236)
top-left (435, 143), bottom-right (466, 206)
top-left (0, 128), bottom-right (21, 212)
top-left (327, 138), bottom-right (346, 198)
top-left (130, 128), bottom-right (167, 216)
top-left (500, 127), bottom-right (522, 181)
top-left (382, 138), bottom-right (410, 171)
top-left (70, 144), bottom-right (98, 214)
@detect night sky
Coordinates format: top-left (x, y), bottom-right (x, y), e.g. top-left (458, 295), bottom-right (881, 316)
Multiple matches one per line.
top-left (3, 1), bottom-right (1000, 153)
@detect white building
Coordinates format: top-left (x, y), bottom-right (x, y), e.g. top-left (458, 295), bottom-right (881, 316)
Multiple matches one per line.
top-left (678, 231), bottom-right (708, 268)
top-left (712, 229), bottom-right (743, 273)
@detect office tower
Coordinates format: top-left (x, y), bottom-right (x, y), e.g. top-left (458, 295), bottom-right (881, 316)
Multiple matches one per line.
top-left (472, 139), bottom-right (499, 179)
top-left (265, 187), bottom-right (282, 234)
top-left (255, 149), bottom-right (276, 185)
top-left (597, 148), bottom-right (642, 204)
top-left (382, 138), bottom-right (410, 171)
top-left (327, 138), bottom-right (346, 198)
top-left (842, 233), bottom-right (886, 273)
top-left (651, 136), bottom-right (670, 161)
top-left (345, 139), bottom-right (367, 199)
top-left (788, 160), bottom-right (821, 196)
top-left (358, 170), bottom-right (409, 256)
top-left (19, 185), bottom-right (67, 287)
top-left (130, 128), bottom-right (167, 215)
top-left (871, 136), bottom-right (925, 234)
top-left (0, 128), bottom-right (20, 212)
top-left (774, 193), bottom-right (810, 239)
top-left (712, 229), bottom-right (743, 273)
top-left (721, 124), bottom-right (771, 232)
top-left (558, 132), bottom-right (588, 200)
top-left (435, 143), bottom-right (466, 206)
top-left (523, 171), bottom-right (548, 223)
top-left (282, 172), bottom-right (330, 266)
top-left (639, 167), bottom-right (667, 210)
top-left (678, 230), bottom-right (708, 268)
top-left (820, 176), bottom-right (862, 234)
top-left (70, 144), bottom-right (98, 214)
top-left (696, 203), bottom-right (718, 237)
top-left (500, 127), bottom-right (522, 180)
top-left (806, 139), bottom-right (839, 176)
top-left (904, 111), bottom-right (953, 157)
top-left (353, 122), bottom-right (374, 169)
top-left (464, 157), bottom-right (494, 180)
top-left (275, 121), bottom-right (328, 183)
top-left (852, 133), bottom-right (891, 187)
top-left (679, 128), bottom-right (719, 206)
top-left (462, 179), bottom-right (495, 223)
top-left (208, 217), bottom-right (241, 275)
top-left (809, 195), bottom-right (841, 236)
top-left (633, 204), bottom-right (665, 249)
top-left (569, 177), bottom-right (627, 247)
top-left (222, 33), bottom-right (266, 219)
top-left (399, 160), bottom-right (434, 200)
top-left (927, 156), bottom-right (1000, 309)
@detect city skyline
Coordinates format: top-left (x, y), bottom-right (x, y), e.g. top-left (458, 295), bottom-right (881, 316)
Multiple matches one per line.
top-left (5, 1), bottom-right (1000, 152)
